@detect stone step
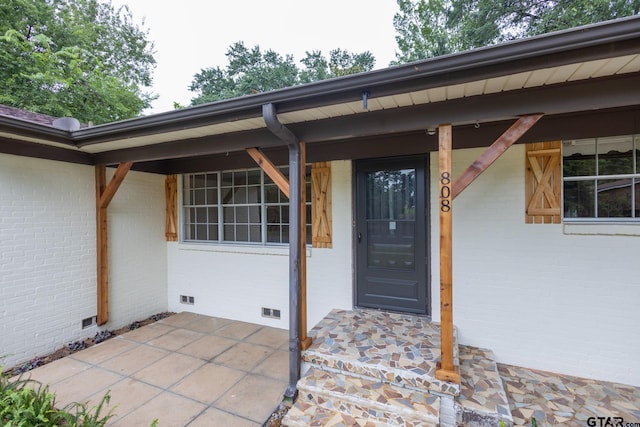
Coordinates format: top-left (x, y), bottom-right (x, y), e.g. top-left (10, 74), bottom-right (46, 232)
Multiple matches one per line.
top-left (303, 308), bottom-right (461, 396)
top-left (456, 345), bottom-right (513, 427)
top-left (283, 401), bottom-right (438, 427)
top-left (283, 367), bottom-right (440, 427)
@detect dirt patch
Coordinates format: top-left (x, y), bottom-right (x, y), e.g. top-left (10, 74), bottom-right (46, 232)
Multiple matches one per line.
top-left (3, 312), bottom-right (174, 377)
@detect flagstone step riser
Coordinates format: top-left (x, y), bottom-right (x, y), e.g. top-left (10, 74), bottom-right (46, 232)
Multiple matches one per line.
top-left (298, 379), bottom-right (440, 424)
top-left (283, 400), bottom-right (439, 427)
top-left (303, 351), bottom-right (461, 396)
top-left (456, 408), bottom-right (515, 427)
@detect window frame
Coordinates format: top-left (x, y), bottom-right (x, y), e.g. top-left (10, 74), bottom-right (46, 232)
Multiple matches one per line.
top-left (562, 134), bottom-right (640, 223)
top-left (182, 166), bottom-right (312, 246)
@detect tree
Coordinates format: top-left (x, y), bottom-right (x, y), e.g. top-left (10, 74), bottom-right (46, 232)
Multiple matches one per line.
top-left (393, 0), bottom-right (640, 63)
top-left (0, 0), bottom-right (156, 124)
top-left (189, 42), bottom-right (375, 105)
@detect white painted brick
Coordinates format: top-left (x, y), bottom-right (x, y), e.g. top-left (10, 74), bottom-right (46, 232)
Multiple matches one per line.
top-left (0, 154), bottom-right (167, 369)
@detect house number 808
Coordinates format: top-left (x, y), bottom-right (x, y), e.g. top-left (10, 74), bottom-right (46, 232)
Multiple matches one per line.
top-left (440, 172), bottom-right (451, 212)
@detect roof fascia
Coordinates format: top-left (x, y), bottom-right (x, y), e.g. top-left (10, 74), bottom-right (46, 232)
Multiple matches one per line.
top-left (92, 73), bottom-right (640, 164)
top-left (75, 16), bottom-right (640, 146)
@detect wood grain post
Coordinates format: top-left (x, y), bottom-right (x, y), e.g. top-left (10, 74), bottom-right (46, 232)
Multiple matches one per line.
top-left (436, 124), bottom-right (460, 383)
top-left (300, 142), bottom-right (312, 350)
top-left (95, 162), bottom-right (133, 326)
top-left (95, 165), bottom-right (108, 326)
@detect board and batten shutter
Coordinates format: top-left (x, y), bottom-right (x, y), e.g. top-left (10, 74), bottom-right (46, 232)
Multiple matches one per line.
top-left (311, 162), bottom-right (332, 248)
top-left (525, 141), bottom-right (562, 224)
top-left (165, 174), bottom-right (178, 241)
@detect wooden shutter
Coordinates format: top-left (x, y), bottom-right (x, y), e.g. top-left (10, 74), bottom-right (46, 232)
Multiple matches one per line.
top-left (165, 175), bottom-right (178, 241)
top-left (311, 162), bottom-right (332, 248)
top-left (525, 142), bottom-right (562, 224)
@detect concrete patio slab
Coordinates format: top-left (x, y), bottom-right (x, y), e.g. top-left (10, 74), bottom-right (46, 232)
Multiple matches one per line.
top-left (18, 312), bottom-right (288, 426)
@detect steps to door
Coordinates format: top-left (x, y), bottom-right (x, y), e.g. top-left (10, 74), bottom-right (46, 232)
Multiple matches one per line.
top-left (287, 367), bottom-right (440, 426)
top-left (282, 309), bottom-right (514, 427)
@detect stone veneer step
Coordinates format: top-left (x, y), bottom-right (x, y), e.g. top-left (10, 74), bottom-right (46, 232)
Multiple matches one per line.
top-left (303, 308), bottom-right (461, 396)
top-left (456, 345), bottom-right (513, 427)
top-left (289, 367), bottom-right (441, 426)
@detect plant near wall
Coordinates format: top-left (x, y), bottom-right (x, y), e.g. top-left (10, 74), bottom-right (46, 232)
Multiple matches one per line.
top-left (0, 367), bottom-right (114, 426)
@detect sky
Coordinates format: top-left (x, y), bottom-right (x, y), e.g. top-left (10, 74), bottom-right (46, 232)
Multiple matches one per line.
top-left (110, 0), bottom-right (400, 114)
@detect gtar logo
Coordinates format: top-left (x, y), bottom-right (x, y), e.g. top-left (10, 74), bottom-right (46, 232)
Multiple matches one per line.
top-left (587, 417), bottom-right (624, 427)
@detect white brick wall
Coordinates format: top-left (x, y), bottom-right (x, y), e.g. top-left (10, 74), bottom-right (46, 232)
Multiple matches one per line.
top-left (430, 145), bottom-right (640, 386)
top-left (0, 154), bottom-right (167, 369)
top-left (167, 160), bottom-right (353, 330)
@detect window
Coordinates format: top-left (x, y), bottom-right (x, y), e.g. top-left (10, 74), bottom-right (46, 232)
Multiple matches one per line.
top-left (563, 135), bottom-right (640, 220)
top-left (183, 166), bottom-right (311, 244)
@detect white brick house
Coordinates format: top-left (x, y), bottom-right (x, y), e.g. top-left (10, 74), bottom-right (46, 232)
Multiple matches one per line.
top-left (1, 18), bottom-right (639, 388)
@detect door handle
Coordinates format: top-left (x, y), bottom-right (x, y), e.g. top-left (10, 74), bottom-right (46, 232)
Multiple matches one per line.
top-left (357, 232), bottom-right (362, 243)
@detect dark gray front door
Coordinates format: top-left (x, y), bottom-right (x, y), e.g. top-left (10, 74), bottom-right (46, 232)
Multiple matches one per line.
top-left (355, 157), bottom-right (429, 314)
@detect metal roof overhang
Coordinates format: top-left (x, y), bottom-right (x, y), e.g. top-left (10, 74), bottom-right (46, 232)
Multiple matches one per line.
top-left (1, 16), bottom-right (640, 171)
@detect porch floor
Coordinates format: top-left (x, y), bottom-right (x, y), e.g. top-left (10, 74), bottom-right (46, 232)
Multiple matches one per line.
top-left (286, 308), bottom-right (640, 427)
top-left (15, 312), bottom-right (289, 426)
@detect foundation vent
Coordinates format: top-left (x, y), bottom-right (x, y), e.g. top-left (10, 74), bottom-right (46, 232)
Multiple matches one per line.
top-left (180, 295), bottom-right (195, 305)
top-left (262, 307), bottom-right (281, 319)
top-left (82, 316), bottom-right (96, 329)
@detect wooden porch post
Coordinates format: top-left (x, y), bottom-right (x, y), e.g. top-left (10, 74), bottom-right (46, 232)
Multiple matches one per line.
top-left (95, 162), bottom-right (133, 326)
top-left (436, 124), bottom-right (460, 383)
top-left (246, 146), bottom-right (312, 349)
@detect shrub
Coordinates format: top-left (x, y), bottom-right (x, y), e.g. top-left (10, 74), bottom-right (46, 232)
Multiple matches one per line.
top-left (1, 368), bottom-right (113, 427)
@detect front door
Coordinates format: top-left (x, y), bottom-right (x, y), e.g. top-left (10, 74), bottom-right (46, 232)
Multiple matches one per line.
top-left (355, 157), bottom-right (429, 315)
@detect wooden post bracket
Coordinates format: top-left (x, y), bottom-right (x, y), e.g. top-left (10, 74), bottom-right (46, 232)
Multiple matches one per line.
top-left (96, 162), bottom-right (133, 326)
top-left (245, 147), bottom-right (312, 350)
top-left (452, 114), bottom-right (543, 200)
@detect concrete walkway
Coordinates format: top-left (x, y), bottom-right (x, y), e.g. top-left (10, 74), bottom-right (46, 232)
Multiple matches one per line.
top-left (21, 312), bottom-right (288, 426)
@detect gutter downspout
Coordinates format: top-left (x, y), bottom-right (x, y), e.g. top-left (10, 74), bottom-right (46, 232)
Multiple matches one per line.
top-left (262, 103), bottom-right (301, 401)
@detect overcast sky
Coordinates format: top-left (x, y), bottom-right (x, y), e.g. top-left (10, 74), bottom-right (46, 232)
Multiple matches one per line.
top-left (109, 0), bottom-right (400, 114)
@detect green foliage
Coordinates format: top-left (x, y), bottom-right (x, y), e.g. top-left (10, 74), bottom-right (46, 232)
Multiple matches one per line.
top-left (189, 42), bottom-right (375, 105)
top-left (531, 415), bottom-right (538, 427)
top-left (393, 0), bottom-right (640, 63)
top-left (1, 367), bottom-right (113, 426)
top-left (0, 0), bottom-right (156, 124)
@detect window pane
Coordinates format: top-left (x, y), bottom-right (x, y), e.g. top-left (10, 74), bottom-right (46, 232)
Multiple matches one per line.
top-left (223, 206), bottom-right (234, 222)
top-left (206, 173), bottom-right (217, 188)
top-left (234, 171), bottom-right (247, 186)
top-left (564, 180), bottom-right (595, 218)
top-left (194, 189), bottom-right (206, 205)
top-left (195, 207), bottom-right (207, 223)
top-left (265, 184), bottom-right (279, 203)
top-left (221, 172), bottom-right (233, 186)
top-left (196, 224), bottom-right (207, 240)
top-left (221, 187), bottom-right (232, 204)
top-left (635, 179), bottom-right (640, 218)
top-left (193, 175), bottom-right (206, 188)
top-left (267, 225), bottom-right (281, 243)
top-left (598, 179), bottom-right (632, 218)
top-left (267, 206), bottom-right (280, 223)
top-left (598, 135), bottom-right (633, 176)
top-left (208, 225), bottom-right (219, 241)
top-left (366, 169), bottom-right (416, 220)
top-left (206, 188), bottom-right (217, 204)
top-left (223, 224), bottom-right (234, 241)
top-left (235, 224), bottom-right (249, 242)
top-left (247, 186), bottom-right (260, 203)
top-left (247, 169), bottom-right (261, 185)
top-left (188, 224), bottom-right (195, 240)
top-left (563, 139), bottom-right (595, 177)
top-left (235, 186), bottom-right (247, 204)
top-left (207, 207), bottom-right (218, 223)
top-left (248, 206), bottom-right (261, 223)
top-left (183, 189), bottom-right (192, 205)
top-left (636, 136), bottom-right (640, 174)
top-left (250, 225), bottom-right (261, 242)
top-left (236, 206), bottom-right (249, 223)
top-left (281, 226), bottom-right (289, 243)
